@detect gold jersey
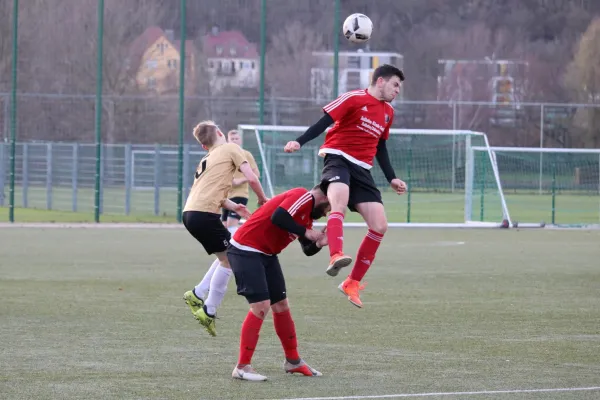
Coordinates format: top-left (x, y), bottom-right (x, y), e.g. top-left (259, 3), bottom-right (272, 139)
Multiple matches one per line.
top-left (183, 143), bottom-right (247, 214)
top-left (227, 149), bottom-right (259, 199)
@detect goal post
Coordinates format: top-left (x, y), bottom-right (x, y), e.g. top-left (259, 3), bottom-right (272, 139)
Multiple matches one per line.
top-left (238, 124), bottom-right (511, 228)
top-left (471, 146), bottom-right (600, 228)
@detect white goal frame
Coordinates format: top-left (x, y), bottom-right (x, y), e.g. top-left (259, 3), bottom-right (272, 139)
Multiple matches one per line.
top-left (238, 124), bottom-right (512, 228)
top-left (471, 146), bottom-right (600, 228)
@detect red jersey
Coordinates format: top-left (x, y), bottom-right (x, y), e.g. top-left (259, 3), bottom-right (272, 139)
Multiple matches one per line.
top-left (231, 188), bottom-right (314, 255)
top-left (320, 89), bottom-right (394, 170)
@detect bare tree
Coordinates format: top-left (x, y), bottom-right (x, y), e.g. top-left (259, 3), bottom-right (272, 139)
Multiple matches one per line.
top-left (266, 21), bottom-right (326, 99)
top-left (564, 17), bottom-right (600, 147)
top-left (14, 0), bottom-right (173, 143)
top-left (7, 0), bottom-right (600, 144)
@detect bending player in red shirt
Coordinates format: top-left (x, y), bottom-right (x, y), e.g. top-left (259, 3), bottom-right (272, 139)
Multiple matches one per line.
top-left (228, 186), bottom-right (330, 381)
top-left (284, 64), bottom-right (407, 308)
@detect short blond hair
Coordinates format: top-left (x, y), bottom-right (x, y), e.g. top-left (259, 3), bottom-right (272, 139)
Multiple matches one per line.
top-left (227, 129), bottom-right (239, 137)
top-left (192, 120), bottom-right (219, 146)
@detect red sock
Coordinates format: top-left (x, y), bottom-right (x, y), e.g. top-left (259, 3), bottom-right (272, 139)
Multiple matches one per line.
top-left (327, 212), bottom-right (345, 256)
top-left (349, 229), bottom-right (384, 281)
top-left (273, 309), bottom-right (300, 361)
top-left (238, 311), bottom-right (264, 366)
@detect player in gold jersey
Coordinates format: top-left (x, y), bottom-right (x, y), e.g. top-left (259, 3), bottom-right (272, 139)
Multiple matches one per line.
top-left (221, 129), bottom-right (260, 234)
top-left (190, 130), bottom-right (260, 331)
top-left (182, 120), bottom-right (269, 336)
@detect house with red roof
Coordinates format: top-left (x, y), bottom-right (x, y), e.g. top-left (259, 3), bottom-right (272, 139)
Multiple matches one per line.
top-left (128, 26), bottom-right (196, 95)
top-left (203, 27), bottom-right (260, 93)
top-left (129, 26), bottom-right (259, 95)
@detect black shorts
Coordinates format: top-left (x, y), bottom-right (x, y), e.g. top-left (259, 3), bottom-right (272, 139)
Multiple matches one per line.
top-left (182, 211), bottom-right (230, 255)
top-left (319, 154), bottom-right (382, 212)
top-left (227, 245), bottom-right (287, 305)
top-left (221, 197), bottom-right (248, 221)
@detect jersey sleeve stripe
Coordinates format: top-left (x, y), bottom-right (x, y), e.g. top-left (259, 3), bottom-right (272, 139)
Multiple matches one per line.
top-left (287, 192), bottom-right (313, 216)
top-left (323, 92), bottom-right (363, 113)
top-left (323, 91), bottom-right (366, 113)
top-left (324, 89), bottom-right (364, 108)
top-left (323, 92), bottom-right (355, 112)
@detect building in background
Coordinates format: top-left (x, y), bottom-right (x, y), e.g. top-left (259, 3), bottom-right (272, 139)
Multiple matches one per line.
top-left (203, 27), bottom-right (260, 94)
top-left (437, 58), bottom-right (529, 127)
top-left (311, 51), bottom-right (404, 103)
top-left (129, 26), bottom-right (259, 95)
top-left (128, 26), bottom-right (196, 95)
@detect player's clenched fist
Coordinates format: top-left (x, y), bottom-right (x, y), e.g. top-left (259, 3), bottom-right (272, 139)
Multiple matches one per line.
top-left (391, 178), bottom-right (407, 195)
top-left (284, 141), bottom-right (301, 153)
top-left (304, 229), bottom-right (324, 242)
top-left (316, 233), bottom-right (328, 248)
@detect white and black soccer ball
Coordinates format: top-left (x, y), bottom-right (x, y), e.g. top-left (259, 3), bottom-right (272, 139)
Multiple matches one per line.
top-left (342, 13), bottom-right (373, 44)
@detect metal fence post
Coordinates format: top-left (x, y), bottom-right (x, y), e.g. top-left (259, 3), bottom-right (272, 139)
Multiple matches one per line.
top-left (94, 0), bottom-right (105, 223)
top-left (464, 134), bottom-right (473, 222)
top-left (539, 104), bottom-right (545, 194)
top-left (0, 142), bottom-right (5, 207)
top-left (72, 143), bottom-right (79, 212)
top-left (452, 102), bottom-right (457, 130)
top-left (46, 143), bottom-right (53, 210)
top-left (182, 143), bottom-right (190, 202)
top-left (8, 0), bottom-right (18, 223)
top-left (124, 143), bottom-right (132, 215)
top-left (2, 95), bottom-right (8, 143)
top-left (99, 145), bottom-right (104, 215)
top-left (176, 0), bottom-right (187, 223)
top-left (313, 149), bottom-right (319, 187)
top-left (451, 102), bottom-right (458, 193)
top-left (22, 143), bottom-right (28, 208)
top-left (154, 143), bottom-right (160, 216)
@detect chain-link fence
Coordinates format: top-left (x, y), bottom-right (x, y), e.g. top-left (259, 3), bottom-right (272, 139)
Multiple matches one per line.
top-left (2, 0), bottom-right (599, 222)
top-left (0, 142), bottom-right (205, 219)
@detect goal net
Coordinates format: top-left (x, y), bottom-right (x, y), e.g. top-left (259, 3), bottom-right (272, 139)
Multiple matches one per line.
top-left (238, 124), bottom-right (510, 228)
top-left (471, 146), bottom-right (600, 228)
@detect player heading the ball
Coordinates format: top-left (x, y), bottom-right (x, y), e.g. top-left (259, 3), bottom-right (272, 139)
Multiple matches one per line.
top-left (284, 64), bottom-right (407, 309)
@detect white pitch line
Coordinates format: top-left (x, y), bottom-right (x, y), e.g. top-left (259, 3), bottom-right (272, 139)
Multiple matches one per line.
top-left (268, 386), bottom-right (600, 400)
top-left (0, 223), bottom-right (183, 229)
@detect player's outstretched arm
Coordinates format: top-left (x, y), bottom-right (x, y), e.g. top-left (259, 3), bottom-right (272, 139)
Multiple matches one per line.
top-left (239, 162), bottom-right (269, 205)
top-left (231, 168), bottom-right (258, 187)
top-left (222, 198), bottom-right (251, 219)
top-left (375, 138), bottom-right (407, 195)
top-left (284, 113), bottom-right (334, 153)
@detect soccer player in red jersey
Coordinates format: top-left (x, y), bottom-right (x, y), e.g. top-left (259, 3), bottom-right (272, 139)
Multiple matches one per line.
top-left (227, 186), bottom-right (330, 381)
top-left (284, 64), bottom-right (407, 308)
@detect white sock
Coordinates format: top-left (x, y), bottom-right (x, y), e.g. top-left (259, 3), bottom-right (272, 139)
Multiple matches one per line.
top-left (194, 258), bottom-right (219, 300)
top-left (204, 264), bottom-right (233, 316)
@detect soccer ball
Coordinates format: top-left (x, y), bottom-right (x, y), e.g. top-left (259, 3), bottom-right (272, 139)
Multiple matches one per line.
top-left (342, 13), bottom-right (373, 44)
